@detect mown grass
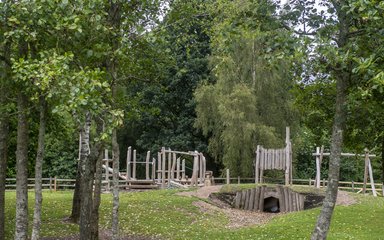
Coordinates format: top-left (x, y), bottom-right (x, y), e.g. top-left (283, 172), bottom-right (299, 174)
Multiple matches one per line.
top-left (4, 186), bottom-right (384, 239)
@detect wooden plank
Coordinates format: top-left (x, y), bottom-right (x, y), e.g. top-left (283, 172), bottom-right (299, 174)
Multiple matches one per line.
top-left (161, 147), bottom-right (166, 188)
top-left (199, 154), bottom-right (203, 184)
top-left (176, 157), bottom-right (181, 180)
top-left (244, 190), bottom-right (250, 210)
top-left (132, 149), bottom-right (137, 179)
top-left (171, 152), bottom-right (176, 180)
top-left (368, 158), bottom-right (377, 197)
top-left (277, 186), bottom-right (285, 212)
top-left (253, 187), bottom-right (260, 211)
top-left (249, 188), bottom-right (256, 211)
top-left (157, 152), bottom-right (161, 182)
top-left (126, 147), bottom-right (131, 180)
top-left (258, 186), bottom-right (265, 211)
top-left (235, 192), bottom-right (241, 208)
top-left (284, 187), bottom-right (290, 212)
top-left (146, 151), bottom-right (150, 180)
top-left (168, 150), bottom-right (172, 185)
top-left (240, 190), bottom-right (247, 209)
top-left (363, 152), bottom-right (368, 194)
top-left (315, 147), bottom-right (321, 188)
top-left (182, 159), bottom-right (186, 180)
top-left (152, 158), bottom-right (156, 180)
top-left (255, 146), bottom-right (260, 184)
top-left (291, 192), bottom-right (297, 211)
top-left (312, 152), bottom-right (376, 157)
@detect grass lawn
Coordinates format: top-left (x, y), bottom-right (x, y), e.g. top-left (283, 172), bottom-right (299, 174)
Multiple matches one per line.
top-left (4, 186), bottom-right (384, 239)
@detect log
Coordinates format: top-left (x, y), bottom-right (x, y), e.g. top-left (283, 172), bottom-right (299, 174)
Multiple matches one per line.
top-left (284, 187), bottom-right (290, 212)
top-left (176, 158), bottom-right (180, 180)
top-left (132, 149), bottom-right (137, 179)
top-left (126, 147), bottom-right (131, 180)
top-left (253, 187), bottom-right (260, 211)
top-left (146, 151), bottom-right (150, 180)
top-left (249, 188), bottom-right (256, 210)
top-left (157, 152), bottom-right (161, 182)
top-left (277, 186), bottom-right (285, 212)
top-left (240, 190), bottom-right (247, 209)
top-left (182, 159), bottom-right (186, 180)
top-left (244, 190), bottom-right (250, 210)
top-left (235, 192), bottom-right (241, 208)
top-left (255, 146), bottom-right (260, 184)
top-left (161, 147), bottom-right (166, 188)
top-left (258, 186), bottom-right (265, 211)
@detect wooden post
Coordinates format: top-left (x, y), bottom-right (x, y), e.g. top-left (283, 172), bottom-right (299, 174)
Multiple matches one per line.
top-left (351, 180), bottom-right (355, 192)
top-left (182, 159), bottom-right (186, 180)
top-left (309, 178), bottom-right (311, 186)
top-left (167, 149), bottom-right (172, 186)
top-left (199, 154), bottom-right (203, 184)
top-left (152, 158), bottom-right (156, 180)
top-left (157, 152), bottom-right (161, 182)
top-left (49, 177), bottom-right (52, 191)
top-left (54, 176), bottom-right (57, 191)
top-left (367, 154), bottom-right (377, 197)
top-left (255, 146), bottom-right (260, 184)
top-left (126, 147), bottom-right (131, 180)
top-left (363, 150), bottom-right (368, 194)
top-left (238, 176), bottom-right (240, 184)
top-left (105, 149), bottom-right (110, 191)
top-left (161, 147), bottom-right (166, 188)
top-left (322, 178), bottom-right (326, 187)
top-left (176, 157), bottom-right (180, 180)
top-left (146, 151), bottom-right (150, 180)
top-left (226, 169), bottom-right (230, 185)
top-left (253, 187), bottom-right (260, 211)
top-left (260, 148), bottom-right (264, 183)
top-left (285, 127), bottom-right (290, 185)
top-left (315, 147), bottom-right (320, 188)
top-left (171, 153), bottom-right (177, 181)
top-left (132, 149), bottom-right (137, 180)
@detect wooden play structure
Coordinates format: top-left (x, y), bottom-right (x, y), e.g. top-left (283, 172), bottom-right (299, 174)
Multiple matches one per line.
top-left (233, 185), bottom-right (304, 212)
top-left (102, 146), bottom-right (208, 190)
top-left (254, 127), bottom-right (292, 185)
top-left (313, 147), bottom-right (378, 197)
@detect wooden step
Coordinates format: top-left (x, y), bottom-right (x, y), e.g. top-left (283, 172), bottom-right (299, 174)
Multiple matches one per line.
top-left (127, 179), bottom-right (155, 184)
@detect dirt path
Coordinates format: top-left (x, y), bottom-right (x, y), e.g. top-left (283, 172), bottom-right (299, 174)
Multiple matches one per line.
top-left (176, 185), bottom-right (223, 199)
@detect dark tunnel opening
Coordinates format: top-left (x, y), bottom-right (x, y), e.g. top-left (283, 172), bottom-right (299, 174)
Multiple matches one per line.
top-left (263, 197), bottom-right (280, 213)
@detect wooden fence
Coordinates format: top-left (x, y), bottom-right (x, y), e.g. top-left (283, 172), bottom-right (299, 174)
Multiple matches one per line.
top-left (4, 177), bottom-right (384, 196)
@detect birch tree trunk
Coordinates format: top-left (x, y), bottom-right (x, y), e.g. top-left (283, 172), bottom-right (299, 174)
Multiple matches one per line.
top-left (31, 96), bottom-right (47, 240)
top-left (15, 91), bottom-right (29, 240)
top-left (79, 112), bottom-right (93, 239)
top-left (311, 2), bottom-right (349, 239)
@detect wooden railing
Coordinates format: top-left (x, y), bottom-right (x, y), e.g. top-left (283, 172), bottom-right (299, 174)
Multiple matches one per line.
top-left (5, 177), bottom-right (383, 196)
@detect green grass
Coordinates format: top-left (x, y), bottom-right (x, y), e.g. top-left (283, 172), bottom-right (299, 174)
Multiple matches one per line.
top-left (4, 187), bottom-right (384, 239)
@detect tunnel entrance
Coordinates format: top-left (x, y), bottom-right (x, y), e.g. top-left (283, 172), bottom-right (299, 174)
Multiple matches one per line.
top-left (263, 197), bottom-right (280, 213)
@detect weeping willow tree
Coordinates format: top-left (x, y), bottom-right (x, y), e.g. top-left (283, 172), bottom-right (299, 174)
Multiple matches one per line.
top-left (194, 0), bottom-right (297, 177)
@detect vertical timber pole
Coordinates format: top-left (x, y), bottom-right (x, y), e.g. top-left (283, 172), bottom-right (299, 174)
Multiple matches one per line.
top-left (315, 147), bottom-right (321, 188)
top-left (132, 149), bottom-right (136, 180)
top-left (226, 169), bottom-right (230, 185)
top-left (146, 151), bottom-right (150, 180)
top-left (255, 145), bottom-right (260, 184)
top-left (285, 127), bottom-right (290, 186)
top-left (126, 147), bottom-right (131, 181)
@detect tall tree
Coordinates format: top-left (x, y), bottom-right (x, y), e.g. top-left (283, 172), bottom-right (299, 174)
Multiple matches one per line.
top-left (195, 0), bottom-right (297, 177)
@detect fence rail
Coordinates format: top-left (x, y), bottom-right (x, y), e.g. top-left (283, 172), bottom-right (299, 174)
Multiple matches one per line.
top-left (5, 177), bottom-right (384, 196)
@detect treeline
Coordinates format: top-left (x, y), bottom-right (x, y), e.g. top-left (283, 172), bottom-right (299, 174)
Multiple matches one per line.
top-left (1, 0), bottom-right (383, 239)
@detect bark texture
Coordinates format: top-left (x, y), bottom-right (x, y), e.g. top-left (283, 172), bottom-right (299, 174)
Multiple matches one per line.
top-left (15, 91), bottom-right (29, 240)
top-left (31, 96), bottom-right (47, 240)
top-left (70, 131), bottom-right (83, 223)
top-left (311, 1), bottom-right (350, 239)
top-left (0, 107), bottom-right (9, 240)
top-left (79, 113), bottom-right (93, 240)
top-left (107, 1), bottom-right (121, 239)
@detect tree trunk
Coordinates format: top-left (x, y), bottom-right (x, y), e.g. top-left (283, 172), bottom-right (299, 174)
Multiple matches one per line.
top-left (79, 112), bottom-right (94, 239)
top-left (90, 120), bottom-right (104, 240)
top-left (112, 129), bottom-right (120, 240)
top-left (311, 2), bottom-right (349, 239)
top-left (31, 96), bottom-right (47, 240)
top-left (0, 16), bottom-right (11, 240)
top-left (15, 91), bottom-right (29, 240)
top-left (0, 112), bottom-right (8, 240)
top-left (381, 137), bottom-right (384, 192)
top-left (107, 1), bottom-right (121, 239)
top-left (70, 129), bottom-right (83, 223)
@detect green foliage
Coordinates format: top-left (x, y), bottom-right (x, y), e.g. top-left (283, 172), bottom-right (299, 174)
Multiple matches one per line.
top-left (195, 0), bottom-right (297, 177)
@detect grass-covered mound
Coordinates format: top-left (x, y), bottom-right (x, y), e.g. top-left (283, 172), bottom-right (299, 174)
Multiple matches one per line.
top-left (4, 186), bottom-right (384, 239)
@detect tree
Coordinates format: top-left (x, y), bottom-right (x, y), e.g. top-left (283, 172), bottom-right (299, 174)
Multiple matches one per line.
top-left (195, 0), bottom-right (297, 177)
top-left (279, 0), bottom-right (384, 238)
